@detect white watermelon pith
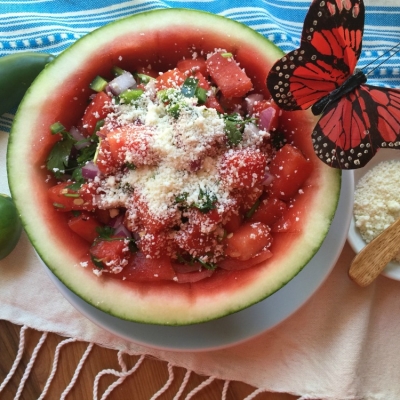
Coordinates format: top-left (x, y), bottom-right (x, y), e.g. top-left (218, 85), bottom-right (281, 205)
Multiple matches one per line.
top-left (7, 9), bottom-right (341, 325)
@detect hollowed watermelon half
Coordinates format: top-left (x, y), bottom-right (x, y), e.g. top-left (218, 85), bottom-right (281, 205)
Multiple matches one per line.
top-left (7, 9), bottom-right (341, 325)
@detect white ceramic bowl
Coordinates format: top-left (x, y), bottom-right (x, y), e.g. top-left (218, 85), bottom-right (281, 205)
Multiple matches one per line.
top-left (347, 149), bottom-right (400, 281)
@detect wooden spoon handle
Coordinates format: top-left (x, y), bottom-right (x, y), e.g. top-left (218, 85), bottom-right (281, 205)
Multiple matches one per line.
top-left (349, 217), bottom-right (400, 286)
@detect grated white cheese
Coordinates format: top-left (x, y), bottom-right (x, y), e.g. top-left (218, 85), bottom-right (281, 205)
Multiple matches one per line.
top-left (354, 160), bottom-right (400, 262)
top-left (96, 86), bottom-right (263, 223)
top-left (89, 78), bottom-right (269, 262)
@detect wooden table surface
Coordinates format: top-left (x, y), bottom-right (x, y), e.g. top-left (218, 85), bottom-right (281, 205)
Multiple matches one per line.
top-left (0, 320), bottom-right (297, 400)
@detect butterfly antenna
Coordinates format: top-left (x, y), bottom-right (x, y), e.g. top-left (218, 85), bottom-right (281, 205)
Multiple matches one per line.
top-left (363, 42), bottom-right (400, 76)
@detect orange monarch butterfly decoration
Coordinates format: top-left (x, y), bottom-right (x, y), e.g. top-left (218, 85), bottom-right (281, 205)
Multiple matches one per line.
top-left (267, 0), bottom-right (400, 169)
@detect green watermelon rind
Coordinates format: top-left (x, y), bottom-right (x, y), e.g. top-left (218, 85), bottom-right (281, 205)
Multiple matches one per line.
top-left (7, 9), bottom-right (341, 325)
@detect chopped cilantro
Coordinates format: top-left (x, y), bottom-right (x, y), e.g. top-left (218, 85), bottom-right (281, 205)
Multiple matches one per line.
top-left (91, 255), bottom-right (105, 269)
top-left (223, 113), bottom-right (254, 146)
top-left (96, 226), bottom-right (115, 239)
top-left (167, 103), bottom-right (181, 118)
top-left (195, 87), bottom-right (207, 104)
top-left (175, 192), bottom-right (189, 204)
top-left (92, 227), bottom-right (139, 256)
top-left (245, 198), bottom-right (261, 219)
top-left (175, 188), bottom-right (217, 213)
top-left (194, 187), bottom-right (217, 213)
top-left (94, 119), bottom-right (105, 133)
top-left (46, 135), bottom-right (75, 178)
top-left (157, 88), bottom-right (190, 118)
top-left (67, 167), bottom-right (85, 190)
top-left (197, 258), bottom-right (217, 270)
top-left (46, 120), bottom-right (101, 181)
top-left (76, 141), bottom-right (98, 165)
top-left (125, 162), bottom-right (136, 170)
top-left (120, 182), bottom-right (134, 194)
top-left (176, 253), bottom-right (217, 270)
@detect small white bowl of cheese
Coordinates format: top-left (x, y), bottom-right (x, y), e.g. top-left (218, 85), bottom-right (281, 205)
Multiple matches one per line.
top-left (348, 148), bottom-right (400, 281)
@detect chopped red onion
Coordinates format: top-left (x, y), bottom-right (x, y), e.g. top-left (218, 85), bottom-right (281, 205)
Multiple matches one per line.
top-left (262, 172), bottom-right (274, 186)
top-left (70, 126), bottom-right (89, 150)
top-left (245, 93), bottom-right (264, 115)
top-left (109, 214), bottom-right (124, 229)
top-left (107, 72), bottom-right (137, 96)
top-left (189, 159), bottom-right (202, 172)
top-left (82, 161), bottom-right (99, 179)
top-left (259, 107), bottom-right (276, 131)
top-left (114, 224), bottom-right (132, 238)
top-left (96, 126), bottom-right (107, 139)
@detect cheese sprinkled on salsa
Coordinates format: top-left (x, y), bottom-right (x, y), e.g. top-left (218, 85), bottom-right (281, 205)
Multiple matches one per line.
top-left (45, 51), bottom-right (313, 281)
top-left (92, 80), bottom-right (268, 252)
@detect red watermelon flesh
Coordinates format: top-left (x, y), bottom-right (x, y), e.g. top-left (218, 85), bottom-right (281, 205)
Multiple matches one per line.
top-left (7, 9), bottom-right (341, 325)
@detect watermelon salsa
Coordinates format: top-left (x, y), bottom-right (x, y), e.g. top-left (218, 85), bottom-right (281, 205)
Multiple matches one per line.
top-left (8, 9), bottom-right (340, 324)
top-left (45, 50), bottom-right (313, 283)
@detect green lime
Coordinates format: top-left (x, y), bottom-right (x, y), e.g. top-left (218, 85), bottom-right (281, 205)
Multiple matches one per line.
top-left (0, 194), bottom-right (22, 260)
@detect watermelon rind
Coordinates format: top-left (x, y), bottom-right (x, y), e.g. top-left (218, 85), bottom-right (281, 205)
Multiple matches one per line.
top-left (7, 9), bottom-right (341, 325)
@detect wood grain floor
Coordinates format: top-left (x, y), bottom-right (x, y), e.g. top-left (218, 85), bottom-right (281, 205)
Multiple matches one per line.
top-left (0, 320), bottom-right (299, 400)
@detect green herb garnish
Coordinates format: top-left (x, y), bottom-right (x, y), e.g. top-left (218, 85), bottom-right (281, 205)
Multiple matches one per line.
top-left (195, 87), bottom-right (207, 104)
top-left (194, 187), bottom-right (217, 213)
top-left (157, 88), bottom-right (190, 118)
top-left (91, 256), bottom-right (105, 269)
top-left (94, 226), bottom-right (138, 251)
top-left (67, 167), bottom-right (85, 190)
top-left (245, 198), bottom-right (261, 219)
top-left (46, 121), bottom-right (100, 181)
top-left (120, 182), bottom-right (134, 194)
top-left (94, 119), bottom-right (105, 134)
top-left (175, 192), bottom-right (189, 204)
top-left (96, 226), bottom-right (115, 239)
top-left (125, 162), bottom-right (137, 170)
top-left (223, 113), bottom-right (254, 146)
top-left (46, 125), bottom-right (75, 178)
top-left (176, 253), bottom-right (217, 270)
top-left (175, 188), bottom-right (217, 213)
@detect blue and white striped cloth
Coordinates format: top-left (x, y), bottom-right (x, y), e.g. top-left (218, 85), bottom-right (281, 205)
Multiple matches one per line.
top-left (1, 0), bottom-right (400, 131)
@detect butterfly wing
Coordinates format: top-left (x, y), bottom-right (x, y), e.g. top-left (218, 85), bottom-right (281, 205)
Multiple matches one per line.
top-left (267, 0), bottom-right (365, 111)
top-left (312, 84), bottom-right (400, 169)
